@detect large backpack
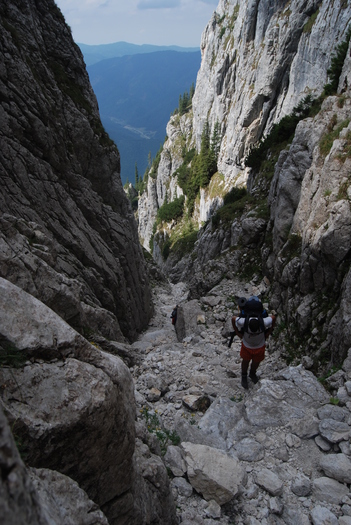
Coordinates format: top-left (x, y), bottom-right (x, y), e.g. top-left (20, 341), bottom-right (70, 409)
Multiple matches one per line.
top-left (239, 296), bottom-right (267, 334)
top-left (171, 306), bottom-right (178, 325)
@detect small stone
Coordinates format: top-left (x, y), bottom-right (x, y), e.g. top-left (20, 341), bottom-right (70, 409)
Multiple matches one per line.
top-left (291, 475), bottom-right (311, 497)
top-left (313, 476), bottom-right (349, 504)
top-left (205, 499), bottom-right (221, 519)
top-left (310, 505), bottom-right (338, 525)
top-left (171, 477), bottom-right (193, 498)
top-left (315, 435), bottom-right (331, 452)
top-left (286, 433), bottom-right (301, 448)
top-left (182, 394), bottom-right (211, 412)
top-left (147, 387), bottom-right (161, 402)
top-left (319, 418), bottom-right (350, 443)
top-left (255, 468), bottom-right (283, 496)
top-left (269, 497), bottom-right (284, 515)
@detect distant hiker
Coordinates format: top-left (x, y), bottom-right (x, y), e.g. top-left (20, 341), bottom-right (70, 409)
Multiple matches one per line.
top-left (232, 296), bottom-right (276, 389)
top-left (171, 305), bottom-right (178, 326)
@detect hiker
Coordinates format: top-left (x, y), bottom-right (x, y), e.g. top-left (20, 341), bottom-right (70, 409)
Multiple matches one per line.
top-left (232, 296), bottom-right (276, 389)
top-left (170, 305), bottom-right (178, 326)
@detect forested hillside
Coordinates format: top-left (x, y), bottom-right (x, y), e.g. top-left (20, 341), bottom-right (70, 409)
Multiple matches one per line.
top-left (87, 50), bottom-right (201, 184)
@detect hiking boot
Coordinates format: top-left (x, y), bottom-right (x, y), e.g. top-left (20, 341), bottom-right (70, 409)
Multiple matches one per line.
top-left (249, 370), bottom-right (259, 384)
top-left (241, 374), bottom-right (248, 389)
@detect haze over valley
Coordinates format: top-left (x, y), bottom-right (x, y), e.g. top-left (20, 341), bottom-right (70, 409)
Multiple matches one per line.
top-left (80, 42), bottom-right (201, 185)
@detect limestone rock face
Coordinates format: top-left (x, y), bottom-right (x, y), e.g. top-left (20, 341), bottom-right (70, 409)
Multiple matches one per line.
top-left (0, 278), bottom-right (135, 518)
top-left (0, 403), bottom-right (109, 525)
top-left (138, 115), bottom-right (188, 250)
top-left (0, 0), bottom-right (152, 342)
top-left (0, 277), bottom-right (176, 525)
top-left (193, 0), bottom-right (351, 182)
top-left (139, 0), bottom-right (351, 254)
top-left (29, 468), bottom-right (109, 525)
top-left (0, 404), bottom-right (46, 525)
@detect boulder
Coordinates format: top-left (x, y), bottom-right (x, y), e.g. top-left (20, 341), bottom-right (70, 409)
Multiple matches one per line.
top-left (0, 277), bottom-right (177, 525)
top-left (164, 445), bottom-right (187, 477)
top-left (0, 405), bottom-right (47, 525)
top-left (0, 403), bottom-right (109, 525)
top-left (312, 476), bottom-right (349, 504)
top-left (320, 454), bottom-right (351, 484)
top-left (245, 367), bottom-right (329, 428)
top-left (29, 468), bottom-right (109, 525)
top-left (255, 468), bottom-right (284, 496)
top-left (310, 505), bottom-right (338, 525)
top-left (181, 442), bottom-right (247, 505)
top-left (318, 418), bottom-right (350, 443)
top-left (233, 438), bottom-right (265, 462)
top-left (175, 300), bottom-right (206, 342)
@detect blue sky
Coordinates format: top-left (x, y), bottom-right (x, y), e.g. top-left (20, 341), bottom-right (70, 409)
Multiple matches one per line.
top-left (55, 0), bottom-right (219, 47)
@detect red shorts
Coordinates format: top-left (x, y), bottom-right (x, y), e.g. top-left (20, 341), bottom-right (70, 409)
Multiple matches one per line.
top-left (240, 343), bottom-right (265, 363)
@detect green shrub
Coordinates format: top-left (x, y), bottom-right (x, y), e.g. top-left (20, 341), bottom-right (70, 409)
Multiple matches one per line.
top-left (176, 83), bottom-right (195, 116)
top-left (245, 94), bottom-right (320, 172)
top-left (140, 406), bottom-right (181, 455)
top-left (324, 26), bottom-right (351, 95)
top-left (281, 232), bottom-right (302, 259)
top-left (219, 27), bottom-right (226, 39)
top-left (171, 230), bottom-right (198, 258)
top-left (157, 195), bottom-right (185, 223)
top-left (212, 188), bottom-right (248, 227)
top-left (319, 119), bottom-right (350, 156)
top-left (223, 186), bottom-right (247, 205)
top-left (0, 341), bottom-right (27, 368)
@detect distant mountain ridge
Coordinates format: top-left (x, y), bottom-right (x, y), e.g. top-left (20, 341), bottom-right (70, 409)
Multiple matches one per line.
top-left (86, 50), bottom-right (201, 184)
top-left (78, 41), bottom-right (199, 66)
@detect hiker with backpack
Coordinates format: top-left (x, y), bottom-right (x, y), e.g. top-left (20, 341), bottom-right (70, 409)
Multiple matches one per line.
top-left (170, 305), bottom-right (178, 326)
top-left (232, 296), bottom-right (276, 389)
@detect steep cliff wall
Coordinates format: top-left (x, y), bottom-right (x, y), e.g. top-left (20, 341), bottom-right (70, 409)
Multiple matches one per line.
top-left (0, 0), bottom-right (153, 342)
top-left (138, 0), bottom-right (351, 251)
top-left (0, 2), bottom-right (177, 522)
top-left (193, 0), bottom-right (350, 181)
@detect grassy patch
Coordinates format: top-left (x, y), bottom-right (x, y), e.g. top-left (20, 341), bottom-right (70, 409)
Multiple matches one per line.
top-left (281, 232), bottom-right (303, 259)
top-left (170, 230), bottom-right (198, 258)
top-left (140, 406), bottom-right (180, 455)
top-left (337, 180), bottom-right (350, 199)
top-left (319, 119), bottom-right (350, 156)
top-left (303, 9), bottom-right (319, 33)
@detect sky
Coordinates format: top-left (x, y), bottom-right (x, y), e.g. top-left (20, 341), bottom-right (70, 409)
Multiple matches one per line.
top-left (54, 0), bottom-right (219, 47)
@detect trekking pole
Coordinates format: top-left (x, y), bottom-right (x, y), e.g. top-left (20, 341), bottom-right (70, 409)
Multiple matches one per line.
top-left (228, 331), bottom-right (235, 348)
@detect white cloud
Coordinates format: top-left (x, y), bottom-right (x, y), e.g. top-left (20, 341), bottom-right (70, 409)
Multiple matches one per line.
top-left (137, 0), bottom-right (181, 9)
top-left (55, 0), bottom-right (217, 46)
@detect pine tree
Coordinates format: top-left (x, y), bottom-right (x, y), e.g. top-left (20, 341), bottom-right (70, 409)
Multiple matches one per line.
top-left (211, 121), bottom-right (221, 161)
top-left (190, 82), bottom-right (195, 101)
top-left (135, 162), bottom-right (139, 189)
